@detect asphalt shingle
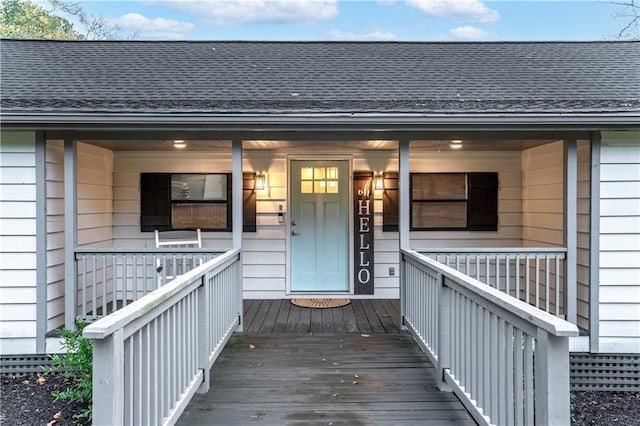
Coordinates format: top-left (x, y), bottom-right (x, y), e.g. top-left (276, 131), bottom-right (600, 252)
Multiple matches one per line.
top-left (1, 40), bottom-right (638, 114)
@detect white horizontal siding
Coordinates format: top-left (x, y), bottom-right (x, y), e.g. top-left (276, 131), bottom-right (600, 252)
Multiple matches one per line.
top-left (76, 142), bottom-right (114, 247)
top-left (521, 141), bottom-right (564, 247)
top-left (0, 131), bottom-right (38, 354)
top-left (598, 131), bottom-right (640, 354)
top-left (46, 141), bottom-right (65, 332)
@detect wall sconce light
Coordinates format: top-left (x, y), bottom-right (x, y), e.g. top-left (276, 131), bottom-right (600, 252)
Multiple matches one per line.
top-left (374, 173), bottom-right (384, 190)
top-left (255, 172), bottom-right (267, 191)
top-left (173, 139), bottom-right (187, 149)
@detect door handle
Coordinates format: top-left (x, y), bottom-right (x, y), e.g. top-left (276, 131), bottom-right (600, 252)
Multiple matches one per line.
top-left (291, 220), bottom-right (297, 226)
top-left (291, 230), bottom-right (299, 236)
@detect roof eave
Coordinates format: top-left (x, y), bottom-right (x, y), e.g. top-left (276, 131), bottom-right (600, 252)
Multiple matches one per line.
top-left (1, 111), bottom-right (639, 132)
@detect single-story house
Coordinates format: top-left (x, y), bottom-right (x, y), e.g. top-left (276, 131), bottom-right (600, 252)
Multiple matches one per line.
top-left (1, 39), bottom-right (638, 366)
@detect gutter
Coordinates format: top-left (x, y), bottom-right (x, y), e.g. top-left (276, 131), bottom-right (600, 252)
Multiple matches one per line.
top-left (1, 111), bottom-right (639, 132)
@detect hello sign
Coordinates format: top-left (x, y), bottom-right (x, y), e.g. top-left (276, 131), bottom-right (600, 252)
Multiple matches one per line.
top-left (354, 172), bottom-right (374, 295)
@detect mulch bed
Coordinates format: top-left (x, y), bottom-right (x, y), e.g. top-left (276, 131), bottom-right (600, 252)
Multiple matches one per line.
top-left (1, 373), bottom-right (638, 425)
top-left (1, 374), bottom-right (88, 426)
top-left (572, 391), bottom-right (640, 426)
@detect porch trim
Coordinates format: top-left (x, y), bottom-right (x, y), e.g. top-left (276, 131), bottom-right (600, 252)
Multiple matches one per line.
top-left (3, 112), bottom-right (640, 129)
top-left (589, 133), bottom-right (601, 353)
top-left (63, 139), bottom-right (77, 330)
top-left (35, 132), bottom-right (47, 352)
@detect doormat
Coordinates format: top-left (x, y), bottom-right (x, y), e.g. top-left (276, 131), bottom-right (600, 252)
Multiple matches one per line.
top-left (291, 298), bottom-right (351, 309)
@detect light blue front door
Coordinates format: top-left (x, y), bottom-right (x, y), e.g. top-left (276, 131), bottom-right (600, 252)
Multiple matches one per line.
top-left (290, 160), bottom-right (349, 292)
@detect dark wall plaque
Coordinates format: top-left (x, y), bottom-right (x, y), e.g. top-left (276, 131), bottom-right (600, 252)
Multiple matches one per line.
top-left (354, 171), bottom-right (374, 295)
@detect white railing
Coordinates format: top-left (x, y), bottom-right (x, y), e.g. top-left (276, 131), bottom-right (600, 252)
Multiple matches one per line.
top-left (422, 248), bottom-right (567, 317)
top-left (401, 249), bottom-right (578, 426)
top-left (83, 248), bottom-right (242, 426)
top-left (74, 248), bottom-right (222, 321)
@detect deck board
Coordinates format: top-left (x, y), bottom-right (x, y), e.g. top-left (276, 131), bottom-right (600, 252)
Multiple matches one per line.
top-left (242, 300), bottom-right (403, 335)
top-left (178, 333), bottom-right (475, 426)
top-left (177, 300), bottom-right (474, 425)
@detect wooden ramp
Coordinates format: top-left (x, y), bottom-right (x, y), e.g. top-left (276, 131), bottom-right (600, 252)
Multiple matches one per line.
top-left (177, 301), bottom-right (476, 426)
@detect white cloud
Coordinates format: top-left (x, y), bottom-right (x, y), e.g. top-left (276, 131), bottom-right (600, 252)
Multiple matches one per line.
top-left (407, 0), bottom-right (500, 23)
top-left (376, 0), bottom-right (397, 5)
top-left (162, 0), bottom-right (338, 25)
top-left (448, 25), bottom-right (492, 40)
top-left (111, 13), bottom-right (195, 39)
top-left (327, 28), bottom-right (397, 41)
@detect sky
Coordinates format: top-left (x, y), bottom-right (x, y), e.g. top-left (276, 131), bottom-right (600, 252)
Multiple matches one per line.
top-left (77, 0), bottom-right (632, 41)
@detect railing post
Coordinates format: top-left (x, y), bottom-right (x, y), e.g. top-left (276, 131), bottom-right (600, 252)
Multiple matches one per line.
top-left (437, 273), bottom-right (451, 392)
top-left (235, 255), bottom-right (244, 332)
top-left (399, 252), bottom-right (407, 330)
top-left (535, 329), bottom-right (571, 425)
top-left (197, 275), bottom-right (211, 394)
top-left (92, 329), bottom-right (124, 426)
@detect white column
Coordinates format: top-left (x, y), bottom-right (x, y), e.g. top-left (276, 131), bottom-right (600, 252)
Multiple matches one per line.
top-left (64, 139), bottom-right (77, 330)
top-left (231, 140), bottom-right (244, 331)
top-left (399, 139), bottom-right (410, 250)
top-left (564, 139), bottom-right (577, 324)
top-left (232, 140), bottom-right (243, 249)
top-left (589, 134), bottom-right (601, 353)
top-left (399, 139), bottom-right (410, 327)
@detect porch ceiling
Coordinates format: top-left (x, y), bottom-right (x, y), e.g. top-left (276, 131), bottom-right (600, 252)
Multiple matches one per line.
top-left (78, 137), bottom-right (558, 152)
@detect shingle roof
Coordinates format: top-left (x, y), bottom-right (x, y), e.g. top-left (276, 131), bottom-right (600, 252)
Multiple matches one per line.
top-left (1, 40), bottom-right (639, 115)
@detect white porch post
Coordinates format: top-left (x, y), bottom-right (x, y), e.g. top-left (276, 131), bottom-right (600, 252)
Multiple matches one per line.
top-left (232, 140), bottom-right (244, 331)
top-left (399, 139), bottom-right (410, 327)
top-left (64, 138), bottom-right (77, 330)
top-left (564, 139), bottom-right (578, 325)
top-left (589, 134), bottom-right (601, 353)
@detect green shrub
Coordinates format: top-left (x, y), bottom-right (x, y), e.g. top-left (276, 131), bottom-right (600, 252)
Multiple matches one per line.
top-left (44, 318), bottom-right (93, 420)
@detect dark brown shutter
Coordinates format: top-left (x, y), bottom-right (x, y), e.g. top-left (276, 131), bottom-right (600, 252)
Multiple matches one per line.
top-left (140, 173), bottom-right (171, 232)
top-left (243, 172), bottom-right (257, 232)
top-left (382, 172), bottom-right (399, 232)
top-left (467, 172), bottom-right (498, 231)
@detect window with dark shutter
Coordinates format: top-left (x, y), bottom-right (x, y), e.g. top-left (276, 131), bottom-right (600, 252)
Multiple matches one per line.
top-left (139, 172), bottom-right (257, 232)
top-left (410, 172), bottom-right (498, 231)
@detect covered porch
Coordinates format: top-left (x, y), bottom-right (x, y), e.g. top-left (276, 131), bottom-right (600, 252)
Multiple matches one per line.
top-left (53, 131), bottom-right (587, 426)
top-left (54, 133), bottom-right (592, 331)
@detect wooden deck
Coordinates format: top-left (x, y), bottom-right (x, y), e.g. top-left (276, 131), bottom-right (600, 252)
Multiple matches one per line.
top-left (177, 300), bottom-right (476, 426)
top-left (243, 299), bottom-right (403, 334)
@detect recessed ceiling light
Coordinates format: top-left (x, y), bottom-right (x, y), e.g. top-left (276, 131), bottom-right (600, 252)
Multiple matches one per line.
top-left (449, 139), bottom-right (463, 149)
